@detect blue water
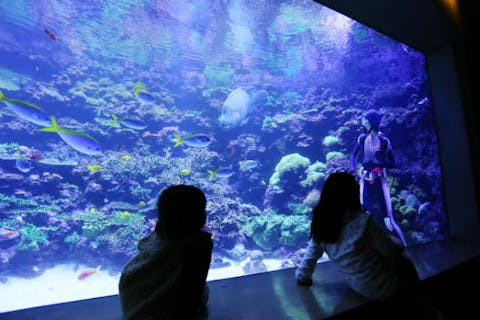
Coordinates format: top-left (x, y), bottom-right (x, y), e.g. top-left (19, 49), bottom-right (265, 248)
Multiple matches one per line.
top-left (0, 0), bottom-right (447, 310)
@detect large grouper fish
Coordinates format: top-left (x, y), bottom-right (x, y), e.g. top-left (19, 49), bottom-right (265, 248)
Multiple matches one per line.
top-left (218, 86), bottom-right (268, 129)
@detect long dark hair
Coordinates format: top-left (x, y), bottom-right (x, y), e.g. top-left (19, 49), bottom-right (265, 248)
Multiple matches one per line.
top-left (310, 172), bottom-right (362, 243)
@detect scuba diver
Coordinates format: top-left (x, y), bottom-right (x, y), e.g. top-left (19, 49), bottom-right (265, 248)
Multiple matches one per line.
top-left (350, 109), bottom-right (407, 247)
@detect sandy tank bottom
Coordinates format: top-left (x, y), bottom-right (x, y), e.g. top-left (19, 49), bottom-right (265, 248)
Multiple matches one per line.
top-left (0, 258), bottom-right (284, 313)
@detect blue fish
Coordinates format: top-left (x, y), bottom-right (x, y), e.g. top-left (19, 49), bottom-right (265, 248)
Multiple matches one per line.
top-left (134, 81), bottom-right (154, 104)
top-left (239, 160), bottom-right (258, 170)
top-left (16, 158), bottom-right (32, 173)
top-left (208, 167), bottom-right (235, 180)
top-left (40, 116), bottom-right (102, 155)
top-left (174, 133), bottom-right (213, 148)
top-left (111, 114), bottom-right (146, 130)
top-left (0, 90), bottom-right (50, 126)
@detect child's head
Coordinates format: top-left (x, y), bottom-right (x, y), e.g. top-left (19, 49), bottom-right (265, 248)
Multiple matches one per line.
top-left (320, 172), bottom-right (361, 212)
top-left (155, 184), bottom-right (207, 238)
top-left (311, 172), bottom-right (361, 243)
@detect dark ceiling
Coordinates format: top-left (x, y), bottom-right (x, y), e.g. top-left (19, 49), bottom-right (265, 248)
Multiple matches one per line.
top-left (314, 0), bottom-right (454, 52)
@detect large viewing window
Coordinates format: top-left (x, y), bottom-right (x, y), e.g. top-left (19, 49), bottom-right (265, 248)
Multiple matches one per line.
top-left (0, 0), bottom-right (446, 312)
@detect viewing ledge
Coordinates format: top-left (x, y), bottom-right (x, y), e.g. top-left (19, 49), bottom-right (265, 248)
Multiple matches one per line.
top-left (1, 238), bottom-right (479, 320)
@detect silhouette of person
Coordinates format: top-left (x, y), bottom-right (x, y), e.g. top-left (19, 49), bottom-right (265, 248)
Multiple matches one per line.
top-left (119, 185), bottom-right (213, 320)
top-left (295, 172), bottom-right (442, 319)
top-left (350, 109), bottom-right (407, 246)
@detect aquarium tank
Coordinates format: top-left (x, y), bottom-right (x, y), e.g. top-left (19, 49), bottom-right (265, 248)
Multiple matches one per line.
top-left (0, 0), bottom-right (447, 312)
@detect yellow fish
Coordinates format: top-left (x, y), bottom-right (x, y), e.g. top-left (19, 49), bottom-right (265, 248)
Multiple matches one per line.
top-left (138, 201), bottom-right (146, 207)
top-left (180, 168), bottom-right (190, 176)
top-left (89, 207), bottom-right (96, 214)
top-left (120, 211), bottom-right (131, 218)
top-left (88, 164), bottom-right (101, 173)
top-left (121, 155), bottom-right (131, 161)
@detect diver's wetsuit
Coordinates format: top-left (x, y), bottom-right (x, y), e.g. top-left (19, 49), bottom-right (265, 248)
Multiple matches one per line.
top-left (350, 132), bottom-right (407, 246)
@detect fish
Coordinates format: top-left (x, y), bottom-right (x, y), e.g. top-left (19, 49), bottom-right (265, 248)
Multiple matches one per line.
top-left (29, 151), bottom-right (43, 161)
top-left (88, 164), bottom-right (101, 173)
top-left (120, 211), bottom-right (131, 218)
top-left (138, 201), bottom-right (146, 207)
top-left (0, 90), bottom-right (51, 126)
top-left (77, 265), bottom-right (101, 280)
top-left (239, 160), bottom-right (258, 170)
top-left (1, 230), bottom-right (19, 239)
top-left (121, 155), bottom-right (131, 161)
top-left (134, 81), bottom-right (154, 104)
top-left (15, 151), bottom-right (33, 173)
top-left (180, 168), bottom-right (191, 175)
top-left (208, 167), bottom-right (235, 180)
top-left (16, 158), bottom-right (32, 173)
top-left (44, 29), bottom-right (58, 43)
top-left (89, 208), bottom-right (97, 214)
top-left (218, 87), bottom-right (268, 129)
top-left (111, 114), bottom-right (146, 130)
top-left (174, 133), bottom-right (213, 148)
top-left (40, 116), bottom-right (102, 155)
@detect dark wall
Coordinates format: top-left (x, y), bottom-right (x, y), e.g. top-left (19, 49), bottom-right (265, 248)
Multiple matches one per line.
top-left (454, 0), bottom-right (480, 222)
top-left (314, 0), bottom-right (480, 241)
top-left (427, 44), bottom-right (479, 240)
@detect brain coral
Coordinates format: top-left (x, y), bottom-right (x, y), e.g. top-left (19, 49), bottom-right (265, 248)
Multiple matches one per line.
top-left (269, 153), bottom-right (310, 190)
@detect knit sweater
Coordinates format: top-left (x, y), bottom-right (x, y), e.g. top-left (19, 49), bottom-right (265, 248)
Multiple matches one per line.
top-left (119, 231), bottom-right (213, 320)
top-left (295, 212), bottom-right (403, 301)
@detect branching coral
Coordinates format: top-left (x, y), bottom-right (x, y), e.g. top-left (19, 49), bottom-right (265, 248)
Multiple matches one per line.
top-left (0, 143), bottom-right (20, 157)
top-left (17, 223), bottom-right (48, 251)
top-left (106, 211), bottom-right (145, 256)
top-left (107, 226), bottom-right (143, 256)
top-left (76, 211), bottom-right (110, 239)
top-left (0, 192), bottom-right (38, 213)
top-left (64, 231), bottom-right (80, 244)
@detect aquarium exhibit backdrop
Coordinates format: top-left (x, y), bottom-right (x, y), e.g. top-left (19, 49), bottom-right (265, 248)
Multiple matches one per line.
top-left (0, 0), bottom-right (446, 310)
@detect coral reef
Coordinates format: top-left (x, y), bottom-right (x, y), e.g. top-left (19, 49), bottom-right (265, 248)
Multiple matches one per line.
top-left (0, 0), bottom-right (447, 283)
top-left (241, 209), bottom-right (309, 250)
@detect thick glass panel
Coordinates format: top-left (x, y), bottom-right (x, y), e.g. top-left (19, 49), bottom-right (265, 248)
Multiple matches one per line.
top-left (0, 0), bottom-right (446, 312)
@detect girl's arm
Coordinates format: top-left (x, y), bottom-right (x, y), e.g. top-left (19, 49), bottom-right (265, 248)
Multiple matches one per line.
top-left (295, 240), bottom-right (325, 285)
top-left (367, 216), bottom-right (403, 258)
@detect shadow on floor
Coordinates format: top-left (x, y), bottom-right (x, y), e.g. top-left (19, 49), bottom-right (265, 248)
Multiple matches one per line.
top-left (325, 256), bottom-right (480, 319)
